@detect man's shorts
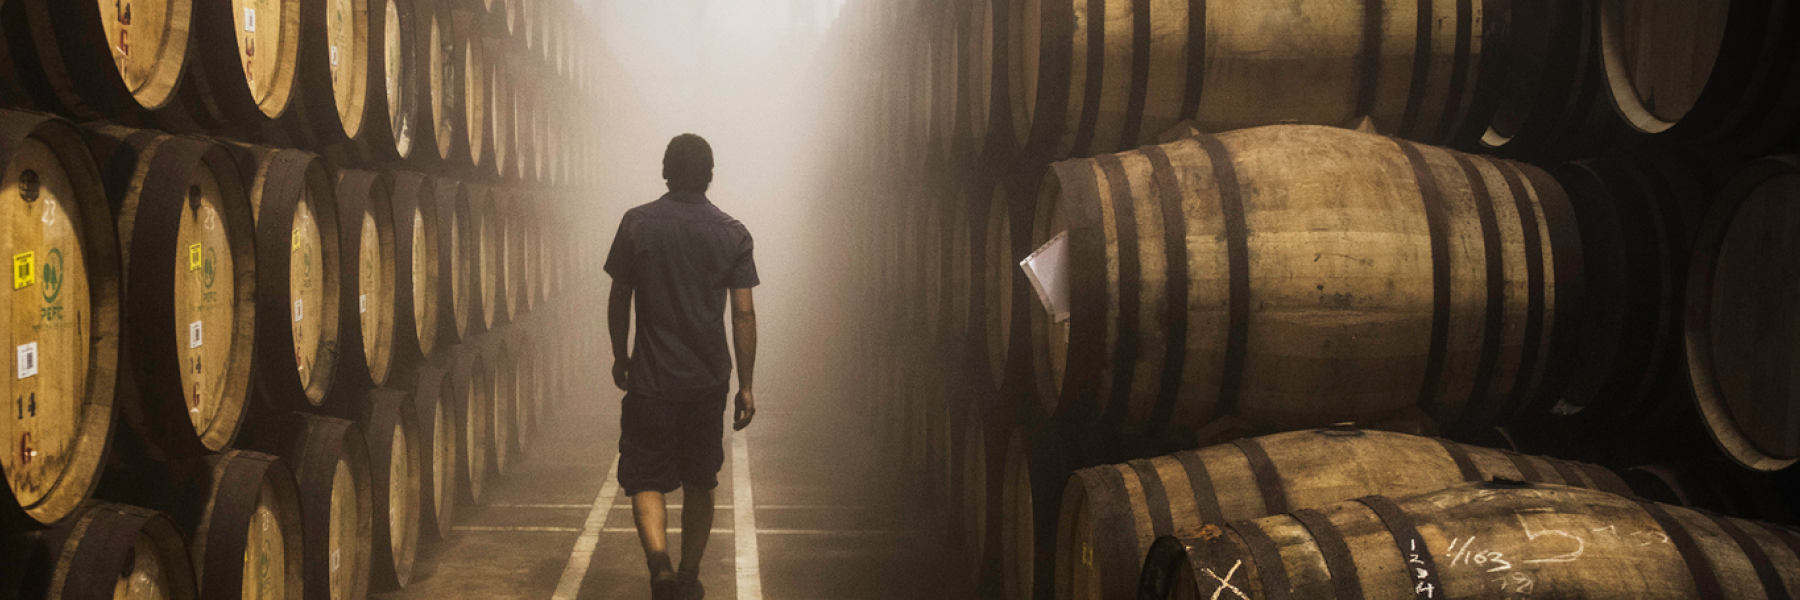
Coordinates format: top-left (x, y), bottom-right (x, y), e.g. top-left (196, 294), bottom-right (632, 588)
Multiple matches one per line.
top-left (617, 387), bottom-right (728, 496)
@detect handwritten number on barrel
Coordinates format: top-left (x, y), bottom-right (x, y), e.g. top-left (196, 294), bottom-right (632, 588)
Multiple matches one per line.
top-left (14, 393), bottom-right (33, 419)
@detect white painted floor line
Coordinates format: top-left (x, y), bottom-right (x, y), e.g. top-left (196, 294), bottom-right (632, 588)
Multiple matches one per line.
top-left (733, 431), bottom-right (763, 600)
top-left (487, 503), bottom-right (595, 510)
top-left (603, 527), bottom-right (735, 534)
top-left (552, 452), bottom-right (622, 600)
top-left (595, 527), bottom-right (900, 536)
top-left (453, 525), bottom-right (582, 533)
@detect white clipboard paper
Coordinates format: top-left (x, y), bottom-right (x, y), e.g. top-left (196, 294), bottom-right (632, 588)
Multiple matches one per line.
top-left (1020, 231), bottom-right (1071, 323)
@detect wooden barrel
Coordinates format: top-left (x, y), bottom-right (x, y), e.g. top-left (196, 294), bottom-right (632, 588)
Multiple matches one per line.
top-left (391, 172), bottom-right (441, 363)
top-left (1024, 165), bottom-right (1070, 422)
top-left (1044, 125), bottom-right (1581, 441)
top-left (233, 145), bottom-right (342, 411)
top-left (1006, 0), bottom-right (1499, 160)
top-left (13, 0), bottom-right (193, 120)
top-left (1058, 427), bottom-right (1633, 600)
top-left (177, 450), bottom-right (303, 600)
top-left (1140, 481), bottom-right (1800, 600)
top-left (960, 401), bottom-right (991, 574)
top-left (424, 4), bottom-right (463, 164)
top-left (190, 0), bottom-right (302, 123)
top-left (927, 2), bottom-right (961, 159)
top-left (1624, 460), bottom-right (1796, 524)
top-left (515, 85), bottom-right (538, 184)
top-left (82, 124), bottom-right (255, 460)
top-left (353, 388), bottom-right (421, 591)
top-left (999, 423), bottom-right (1123, 600)
top-left (283, 0), bottom-right (371, 144)
top-left (410, 358), bottom-right (457, 541)
top-left (358, 0), bottom-right (419, 162)
top-left (474, 185), bottom-right (502, 329)
top-left (489, 45), bottom-right (514, 180)
top-left (451, 346), bottom-right (492, 504)
top-left (7, 501), bottom-right (200, 599)
top-left (490, 332), bottom-right (516, 477)
top-left (1599, 0), bottom-right (1800, 152)
top-left (0, 113), bottom-right (121, 528)
top-left (520, 198), bottom-right (540, 312)
top-left (434, 178), bottom-right (475, 343)
top-left (502, 189), bottom-right (526, 319)
top-left (1685, 155), bottom-right (1800, 471)
top-left (961, 0), bottom-right (997, 156)
top-left (334, 171), bottom-right (398, 392)
top-left (276, 413), bottom-right (372, 600)
top-left (507, 326), bottom-right (537, 445)
top-left (458, 11), bottom-right (490, 172)
top-left (1473, 0), bottom-right (1623, 160)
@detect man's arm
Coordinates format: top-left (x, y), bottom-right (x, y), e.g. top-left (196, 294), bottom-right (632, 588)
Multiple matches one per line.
top-left (730, 287), bottom-right (756, 430)
top-left (609, 280), bottom-right (633, 391)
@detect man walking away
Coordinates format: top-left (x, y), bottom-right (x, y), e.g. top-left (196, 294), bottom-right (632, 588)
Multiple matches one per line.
top-left (605, 134), bottom-right (759, 600)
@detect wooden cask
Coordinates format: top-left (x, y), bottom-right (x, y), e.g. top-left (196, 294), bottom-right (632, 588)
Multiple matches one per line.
top-left (424, 3), bottom-right (463, 165)
top-left (451, 346), bottom-right (493, 504)
top-left (473, 185), bottom-right (502, 329)
top-left (12, 0), bottom-right (193, 120)
top-left (282, 413), bottom-right (372, 600)
top-left (1685, 155), bottom-right (1800, 471)
top-left (0, 113), bottom-right (121, 528)
top-left (409, 358), bottom-right (457, 541)
top-left (390, 172), bottom-right (441, 363)
top-left (357, 0), bottom-right (420, 162)
top-left (233, 145), bottom-right (343, 411)
top-left (458, 11), bottom-right (491, 173)
top-left (5, 501), bottom-right (199, 600)
top-left (1057, 428), bottom-right (1632, 600)
top-left (82, 124), bottom-right (255, 460)
top-left (961, 0), bottom-right (999, 157)
top-left (191, 0), bottom-right (302, 123)
top-left (489, 47), bottom-right (514, 180)
top-left (285, 0), bottom-right (373, 144)
top-left (335, 171), bottom-right (398, 391)
top-left (1599, 0), bottom-right (1800, 153)
top-left (356, 388), bottom-right (421, 591)
top-left (436, 178), bottom-right (478, 343)
top-left (490, 332), bottom-right (516, 476)
top-left (1044, 125), bottom-right (1580, 441)
top-left (1140, 482), bottom-right (1800, 600)
top-left (506, 326), bottom-right (536, 445)
top-left (926, 1), bottom-right (962, 159)
top-left (176, 450), bottom-right (303, 600)
top-left (503, 190), bottom-right (527, 319)
top-left (1005, 0), bottom-right (1497, 160)
top-left (1472, 0), bottom-right (1623, 160)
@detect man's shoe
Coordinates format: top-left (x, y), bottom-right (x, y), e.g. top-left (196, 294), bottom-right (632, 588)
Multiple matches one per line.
top-left (677, 570), bottom-right (705, 600)
top-left (652, 571), bottom-right (680, 600)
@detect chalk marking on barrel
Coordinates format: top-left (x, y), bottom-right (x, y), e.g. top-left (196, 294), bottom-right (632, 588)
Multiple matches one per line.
top-left (734, 431), bottom-right (764, 600)
top-left (550, 451), bottom-right (621, 600)
top-left (1202, 559), bottom-right (1247, 600)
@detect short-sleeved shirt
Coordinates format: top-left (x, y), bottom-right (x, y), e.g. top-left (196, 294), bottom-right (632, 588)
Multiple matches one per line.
top-left (604, 191), bottom-right (759, 398)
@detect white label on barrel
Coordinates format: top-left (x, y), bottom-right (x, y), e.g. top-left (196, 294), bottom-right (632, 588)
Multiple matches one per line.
top-left (15, 343), bottom-right (36, 379)
top-left (243, 8), bottom-right (256, 32)
top-left (190, 321), bottom-right (204, 349)
top-left (330, 46), bottom-right (340, 67)
top-left (293, 299), bottom-right (304, 322)
top-left (331, 549), bottom-right (340, 570)
top-left (360, 294), bottom-right (368, 314)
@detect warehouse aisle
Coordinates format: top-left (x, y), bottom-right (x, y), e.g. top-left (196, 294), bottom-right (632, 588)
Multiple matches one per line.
top-left (378, 382), bottom-right (982, 599)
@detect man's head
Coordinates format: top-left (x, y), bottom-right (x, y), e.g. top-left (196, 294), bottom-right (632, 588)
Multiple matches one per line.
top-left (663, 134), bottom-right (713, 193)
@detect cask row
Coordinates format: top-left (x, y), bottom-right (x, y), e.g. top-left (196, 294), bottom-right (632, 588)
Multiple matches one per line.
top-left (357, 388), bottom-right (422, 591)
top-left (410, 358), bottom-right (457, 541)
top-left (0, 113), bottom-right (121, 528)
top-left (280, 413), bottom-right (372, 600)
top-left (175, 450), bottom-right (303, 600)
top-left (451, 346), bottom-right (492, 504)
top-left (1599, 0), bottom-right (1800, 153)
top-left (334, 171), bottom-right (397, 392)
top-left (83, 125), bottom-right (255, 461)
top-left (4, 501), bottom-right (198, 599)
top-left (1140, 482), bottom-right (1800, 600)
top-left (1005, 0), bottom-right (1497, 160)
top-left (1056, 428), bottom-right (1633, 600)
top-left (12, 0), bottom-right (193, 120)
top-left (391, 172), bottom-right (441, 363)
top-left (1043, 125), bottom-right (1581, 441)
top-left (1685, 155), bottom-right (1800, 471)
top-left (233, 145), bottom-right (342, 411)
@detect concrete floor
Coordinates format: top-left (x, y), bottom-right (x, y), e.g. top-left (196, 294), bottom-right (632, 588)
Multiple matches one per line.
top-left (378, 383), bottom-right (981, 599)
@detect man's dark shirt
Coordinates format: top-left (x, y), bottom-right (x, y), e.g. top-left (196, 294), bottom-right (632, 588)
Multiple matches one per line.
top-left (604, 191), bottom-right (759, 398)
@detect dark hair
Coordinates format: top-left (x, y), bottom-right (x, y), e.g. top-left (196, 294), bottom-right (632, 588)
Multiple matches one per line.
top-left (662, 134), bottom-right (713, 193)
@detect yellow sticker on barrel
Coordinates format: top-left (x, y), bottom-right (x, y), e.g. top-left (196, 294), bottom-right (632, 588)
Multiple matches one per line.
top-left (190, 243), bottom-right (203, 271)
top-left (12, 251), bottom-right (34, 289)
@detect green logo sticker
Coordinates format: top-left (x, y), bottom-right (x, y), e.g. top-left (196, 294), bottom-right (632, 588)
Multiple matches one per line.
top-left (202, 247), bottom-right (217, 290)
top-left (39, 248), bottom-right (61, 304)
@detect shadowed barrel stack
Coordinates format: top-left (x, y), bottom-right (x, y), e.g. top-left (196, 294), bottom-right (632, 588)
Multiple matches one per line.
top-left (820, 1), bottom-right (1800, 599)
top-left (0, 0), bottom-right (621, 596)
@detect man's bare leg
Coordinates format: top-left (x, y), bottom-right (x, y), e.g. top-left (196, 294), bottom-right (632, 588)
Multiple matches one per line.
top-left (633, 491), bottom-right (676, 581)
top-left (679, 485), bottom-right (716, 573)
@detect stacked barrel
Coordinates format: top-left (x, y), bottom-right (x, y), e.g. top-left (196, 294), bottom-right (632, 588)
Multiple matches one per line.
top-left (825, 1), bottom-right (1800, 599)
top-left (0, 0), bottom-right (616, 596)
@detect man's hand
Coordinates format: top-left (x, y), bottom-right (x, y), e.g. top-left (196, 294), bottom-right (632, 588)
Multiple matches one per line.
top-left (612, 362), bottom-right (630, 391)
top-left (733, 389), bottom-right (755, 431)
